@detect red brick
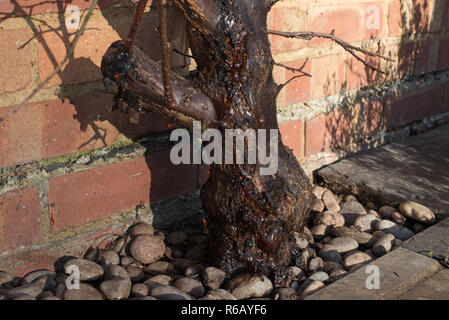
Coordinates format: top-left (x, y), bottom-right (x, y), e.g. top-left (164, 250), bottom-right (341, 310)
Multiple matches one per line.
top-left (0, 224), bottom-right (122, 277)
top-left (0, 187), bottom-right (41, 252)
top-left (364, 2), bottom-right (386, 40)
top-left (345, 55), bottom-right (381, 90)
top-left (309, 6), bottom-right (363, 46)
top-left (269, 7), bottom-right (308, 54)
top-left (0, 96), bottom-right (119, 168)
top-left (0, 0), bottom-right (121, 17)
top-left (283, 59), bottom-right (311, 105)
top-left (397, 42), bottom-right (417, 78)
top-left (384, 87), bottom-right (445, 129)
top-left (310, 55), bottom-right (345, 100)
top-left (48, 151), bottom-right (196, 231)
top-left (388, 0), bottom-right (404, 36)
top-left (279, 119), bottom-right (304, 159)
top-left (413, 40), bottom-right (432, 75)
top-left (304, 100), bottom-right (383, 156)
top-left (0, 28), bottom-right (32, 95)
top-left (37, 8), bottom-right (186, 87)
top-left (438, 39), bottom-right (449, 71)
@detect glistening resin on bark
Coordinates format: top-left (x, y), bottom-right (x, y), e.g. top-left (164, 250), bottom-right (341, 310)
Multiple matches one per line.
top-left (101, 0), bottom-right (314, 283)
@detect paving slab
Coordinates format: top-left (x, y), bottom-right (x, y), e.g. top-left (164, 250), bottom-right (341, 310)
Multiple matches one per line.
top-left (305, 247), bottom-right (442, 300)
top-left (316, 125), bottom-right (449, 220)
top-left (403, 218), bottom-right (449, 257)
top-left (399, 269), bottom-right (449, 300)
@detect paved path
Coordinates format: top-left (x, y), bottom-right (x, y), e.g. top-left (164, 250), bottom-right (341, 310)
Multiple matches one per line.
top-left (308, 125), bottom-right (449, 299)
top-left (316, 125), bottom-right (449, 220)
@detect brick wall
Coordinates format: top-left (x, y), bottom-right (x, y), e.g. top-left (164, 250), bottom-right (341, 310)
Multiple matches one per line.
top-left (0, 0), bottom-right (448, 275)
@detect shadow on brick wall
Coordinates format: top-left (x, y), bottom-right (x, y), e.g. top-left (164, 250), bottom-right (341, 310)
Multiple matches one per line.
top-left (0, 1), bottom-right (197, 220)
top-left (321, 0), bottom-right (447, 156)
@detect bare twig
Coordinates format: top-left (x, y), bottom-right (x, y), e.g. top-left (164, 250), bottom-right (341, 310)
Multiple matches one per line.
top-left (126, 0), bottom-right (149, 50)
top-left (158, 0), bottom-right (177, 108)
top-left (268, 29), bottom-right (393, 74)
top-left (0, 0), bottom-right (98, 122)
top-left (274, 61), bottom-right (311, 77)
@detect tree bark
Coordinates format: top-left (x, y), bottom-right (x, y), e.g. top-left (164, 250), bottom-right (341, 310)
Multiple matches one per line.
top-left (102, 0), bottom-right (314, 281)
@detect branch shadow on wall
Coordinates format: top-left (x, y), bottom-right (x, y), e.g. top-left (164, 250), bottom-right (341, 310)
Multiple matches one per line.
top-left (311, 0), bottom-right (445, 160)
top-left (0, 1), bottom-right (202, 239)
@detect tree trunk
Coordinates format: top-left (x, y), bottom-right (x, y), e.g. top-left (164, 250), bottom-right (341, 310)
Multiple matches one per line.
top-left (102, 0), bottom-right (314, 281)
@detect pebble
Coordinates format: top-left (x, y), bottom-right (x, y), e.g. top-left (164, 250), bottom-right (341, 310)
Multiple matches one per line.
top-left (379, 206), bottom-right (395, 219)
top-left (112, 237), bottom-right (126, 254)
top-left (100, 279), bottom-right (131, 300)
top-left (121, 256), bottom-right (135, 267)
top-left (173, 277), bottom-right (205, 298)
top-left (329, 269), bottom-right (347, 282)
top-left (312, 186), bottom-right (326, 199)
top-left (151, 285), bottom-right (193, 300)
top-left (131, 283), bottom-right (148, 297)
top-left (295, 250), bottom-right (310, 269)
top-left (331, 226), bottom-right (375, 247)
top-left (399, 201), bottom-right (436, 224)
top-left (293, 233), bottom-right (309, 250)
top-left (144, 261), bottom-right (175, 275)
top-left (376, 220), bottom-right (415, 240)
top-left (308, 257), bottom-right (324, 272)
top-left (344, 195), bottom-right (358, 202)
top-left (353, 214), bottom-right (379, 233)
top-left (201, 289), bottom-right (237, 300)
top-left (64, 259), bottom-right (104, 282)
top-left (185, 266), bottom-right (198, 278)
top-left (64, 283), bottom-right (103, 300)
top-left (21, 269), bottom-right (56, 286)
top-left (323, 261), bottom-right (344, 273)
top-left (322, 190), bottom-right (341, 212)
top-left (318, 245), bottom-right (344, 264)
top-left (6, 279), bottom-right (45, 299)
top-left (275, 287), bottom-right (298, 300)
top-left (0, 271), bottom-right (13, 287)
top-left (286, 266), bottom-right (304, 281)
top-left (366, 202), bottom-right (377, 210)
top-left (96, 250), bottom-right (120, 266)
top-left (144, 275), bottom-right (172, 290)
top-left (126, 265), bottom-right (144, 282)
top-left (313, 211), bottom-right (345, 227)
top-left (104, 264), bottom-right (131, 282)
top-left (303, 226), bottom-right (314, 243)
top-left (228, 274), bottom-right (273, 300)
top-left (372, 230), bottom-right (386, 238)
top-left (298, 280), bottom-right (325, 298)
top-left (391, 211), bottom-right (406, 225)
top-left (129, 235), bottom-right (166, 264)
top-left (372, 234), bottom-right (395, 257)
top-left (308, 271), bottom-right (329, 282)
top-left (339, 201), bottom-right (367, 225)
top-left (203, 267), bottom-right (226, 290)
top-left (343, 251), bottom-right (373, 269)
top-left (311, 224), bottom-right (331, 241)
top-left (167, 231), bottom-right (188, 246)
top-left (366, 209), bottom-right (381, 218)
top-left (129, 223), bottom-right (154, 237)
top-left (328, 237), bottom-right (359, 254)
top-left (130, 296), bottom-right (157, 300)
top-left (311, 199), bottom-right (325, 212)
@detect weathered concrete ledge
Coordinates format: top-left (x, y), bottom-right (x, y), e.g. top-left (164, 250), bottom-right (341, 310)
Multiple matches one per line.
top-left (305, 247), bottom-right (442, 300)
top-left (315, 124), bottom-right (449, 220)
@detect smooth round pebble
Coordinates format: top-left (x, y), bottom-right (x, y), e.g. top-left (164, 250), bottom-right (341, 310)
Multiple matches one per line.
top-left (129, 223), bottom-right (154, 237)
top-left (353, 214), bottom-right (379, 233)
top-left (343, 251), bottom-right (372, 269)
top-left (63, 259), bottom-right (104, 282)
top-left (318, 245), bottom-right (343, 264)
top-left (372, 234), bottom-right (395, 257)
top-left (308, 271), bottom-right (329, 282)
top-left (203, 267), bottom-right (226, 290)
top-left (96, 250), bottom-right (120, 266)
top-left (391, 211), bottom-right (406, 225)
top-left (173, 277), bottom-right (205, 298)
top-left (298, 280), bottom-right (325, 298)
top-left (339, 201), bottom-right (367, 225)
top-left (322, 190), bottom-right (341, 213)
top-left (399, 201), bottom-right (436, 224)
top-left (228, 274), bottom-right (273, 300)
top-left (314, 211), bottom-right (345, 227)
top-left (379, 206), bottom-right (395, 219)
top-left (311, 186), bottom-right (326, 199)
top-left (144, 275), bottom-right (172, 290)
top-left (129, 235), bottom-right (165, 264)
top-left (308, 257), bottom-right (324, 272)
top-left (151, 285), bottom-right (193, 300)
top-left (311, 224), bottom-right (331, 241)
top-left (64, 283), bottom-right (103, 300)
top-left (328, 237), bottom-right (359, 254)
top-left (126, 265), bottom-right (144, 282)
top-left (100, 279), bottom-right (131, 300)
top-left (201, 289), bottom-right (237, 300)
top-left (131, 283), bottom-right (148, 297)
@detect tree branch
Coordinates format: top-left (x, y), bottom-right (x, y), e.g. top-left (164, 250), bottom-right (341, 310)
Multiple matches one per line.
top-left (268, 29), bottom-right (393, 74)
top-left (101, 41), bottom-right (218, 128)
top-left (126, 0), bottom-right (149, 50)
